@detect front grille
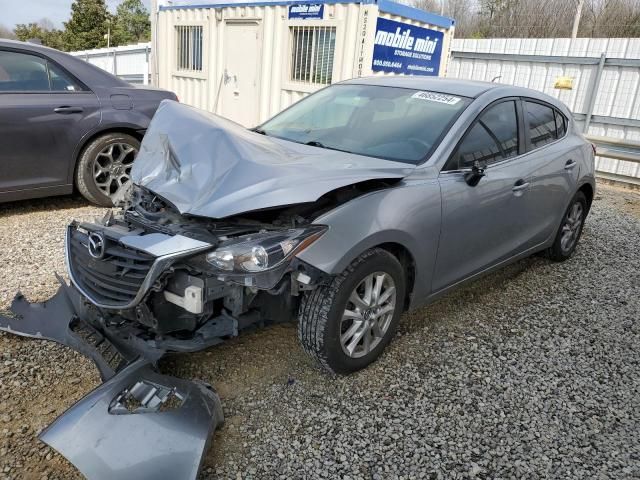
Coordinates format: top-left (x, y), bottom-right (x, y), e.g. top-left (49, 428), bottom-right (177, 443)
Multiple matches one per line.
top-left (67, 227), bottom-right (156, 308)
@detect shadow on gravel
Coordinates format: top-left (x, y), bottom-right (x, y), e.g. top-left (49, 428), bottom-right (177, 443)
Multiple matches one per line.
top-left (399, 255), bottom-right (542, 336)
top-left (0, 195), bottom-right (93, 218)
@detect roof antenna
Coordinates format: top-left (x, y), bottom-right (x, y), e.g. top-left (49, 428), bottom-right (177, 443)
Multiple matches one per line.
top-left (491, 75), bottom-right (502, 83)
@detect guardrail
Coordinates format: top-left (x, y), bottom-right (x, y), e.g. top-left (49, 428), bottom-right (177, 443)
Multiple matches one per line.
top-left (449, 45), bottom-right (640, 187)
top-left (584, 134), bottom-right (640, 186)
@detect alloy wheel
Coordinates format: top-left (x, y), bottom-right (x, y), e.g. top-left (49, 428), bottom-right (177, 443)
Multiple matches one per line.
top-left (93, 142), bottom-right (137, 199)
top-left (560, 201), bottom-right (584, 254)
top-left (340, 271), bottom-right (397, 359)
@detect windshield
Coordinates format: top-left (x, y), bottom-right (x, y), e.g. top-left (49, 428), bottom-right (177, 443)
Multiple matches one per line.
top-left (258, 84), bottom-right (471, 164)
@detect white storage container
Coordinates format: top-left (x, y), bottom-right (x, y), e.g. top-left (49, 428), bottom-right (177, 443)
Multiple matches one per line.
top-left (152, 0), bottom-right (455, 125)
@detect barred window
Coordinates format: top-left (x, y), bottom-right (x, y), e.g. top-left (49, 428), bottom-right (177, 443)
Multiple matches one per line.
top-left (176, 25), bottom-right (203, 72)
top-left (290, 26), bottom-right (336, 85)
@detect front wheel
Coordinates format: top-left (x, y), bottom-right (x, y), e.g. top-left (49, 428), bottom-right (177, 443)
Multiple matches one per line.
top-left (298, 249), bottom-right (406, 374)
top-left (548, 191), bottom-right (587, 262)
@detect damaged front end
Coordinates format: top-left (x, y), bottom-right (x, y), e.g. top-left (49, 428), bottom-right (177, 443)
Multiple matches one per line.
top-left (0, 100), bottom-right (411, 478)
top-left (0, 186), bottom-right (335, 479)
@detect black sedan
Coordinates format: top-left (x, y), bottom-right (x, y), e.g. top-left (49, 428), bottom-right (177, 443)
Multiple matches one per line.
top-left (0, 39), bottom-right (176, 206)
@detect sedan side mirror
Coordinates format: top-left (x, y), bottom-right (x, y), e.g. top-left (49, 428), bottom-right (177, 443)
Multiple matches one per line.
top-left (464, 161), bottom-right (486, 187)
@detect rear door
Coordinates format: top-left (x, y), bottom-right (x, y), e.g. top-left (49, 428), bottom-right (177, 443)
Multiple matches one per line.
top-left (0, 49), bottom-right (100, 193)
top-left (521, 99), bottom-right (578, 243)
top-left (433, 99), bottom-right (540, 291)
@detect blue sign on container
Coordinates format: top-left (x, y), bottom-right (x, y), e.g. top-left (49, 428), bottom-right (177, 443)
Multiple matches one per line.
top-left (371, 17), bottom-right (443, 76)
top-left (288, 4), bottom-right (324, 19)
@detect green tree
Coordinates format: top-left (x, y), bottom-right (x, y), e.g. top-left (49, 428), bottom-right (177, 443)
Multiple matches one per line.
top-left (111, 0), bottom-right (151, 46)
top-left (62, 0), bottom-right (110, 51)
top-left (13, 20), bottom-right (64, 50)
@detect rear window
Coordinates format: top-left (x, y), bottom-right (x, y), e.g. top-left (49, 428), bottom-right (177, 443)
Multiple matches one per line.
top-left (555, 109), bottom-right (567, 138)
top-left (48, 62), bottom-right (82, 92)
top-left (525, 100), bottom-right (566, 149)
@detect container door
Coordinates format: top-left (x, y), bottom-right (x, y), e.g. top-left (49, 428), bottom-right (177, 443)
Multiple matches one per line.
top-left (221, 21), bottom-right (261, 127)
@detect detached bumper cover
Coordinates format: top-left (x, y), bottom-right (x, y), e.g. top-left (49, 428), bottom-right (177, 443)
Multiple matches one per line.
top-left (40, 360), bottom-right (223, 480)
top-left (0, 280), bottom-right (133, 380)
top-left (0, 281), bottom-right (224, 480)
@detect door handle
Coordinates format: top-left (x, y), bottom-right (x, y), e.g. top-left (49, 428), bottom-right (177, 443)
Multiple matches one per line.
top-left (54, 106), bottom-right (84, 114)
top-left (512, 180), bottom-right (530, 192)
top-left (564, 159), bottom-right (577, 170)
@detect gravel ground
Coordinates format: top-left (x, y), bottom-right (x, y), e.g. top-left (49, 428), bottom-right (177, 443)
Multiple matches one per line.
top-left (0, 185), bottom-right (639, 480)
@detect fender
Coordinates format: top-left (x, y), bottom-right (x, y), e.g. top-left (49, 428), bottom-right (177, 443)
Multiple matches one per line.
top-left (297, 180), bottom-right (442, 306)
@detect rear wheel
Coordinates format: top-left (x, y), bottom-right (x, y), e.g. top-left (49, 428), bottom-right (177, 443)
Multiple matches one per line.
top-left (548, 191), bottom-right (587, 262)
top-left (75, 133), bottom-right (140, 206)
top-left (298, 249), bottom-right (406, 374)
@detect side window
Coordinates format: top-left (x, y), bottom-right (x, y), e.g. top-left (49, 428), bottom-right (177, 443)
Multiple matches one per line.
top-left (526, 101), bottom-right (558, 148)
top-left (48, 62), bottom-right (81, 92)
top-left (0, 51), bottom-right (49, 92)
top-left (555, 109), bottom-right (567, 138)
top-left (453, 101), bottom-right (519, 169)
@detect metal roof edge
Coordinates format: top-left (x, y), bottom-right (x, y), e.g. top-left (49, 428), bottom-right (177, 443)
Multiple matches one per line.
top-left (375, 0), bottom-right (454, 28)
top-left (159, 0), bottom-right (375, 11)
top-left (159, 0), bottom-right (456, 29)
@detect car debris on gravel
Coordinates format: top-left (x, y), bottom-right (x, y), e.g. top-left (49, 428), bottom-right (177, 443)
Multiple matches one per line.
top-left (0, 185), bottom-right (638, 479)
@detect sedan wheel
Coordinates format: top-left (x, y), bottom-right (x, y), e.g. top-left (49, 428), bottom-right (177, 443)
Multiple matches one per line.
top-left (75, 133), bottom-right (141, 207)
top-left (298, 248), bottom-right (406, 374)
top-left (93, 143), bottom-right (137, 199)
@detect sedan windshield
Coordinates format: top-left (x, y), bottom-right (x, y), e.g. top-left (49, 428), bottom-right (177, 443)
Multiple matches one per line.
top-left (258, 84), bottom-right (471, 164)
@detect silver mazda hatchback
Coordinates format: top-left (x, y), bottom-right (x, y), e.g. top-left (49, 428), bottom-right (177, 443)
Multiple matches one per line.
top-left (1, 77), bottom-right (595, 479)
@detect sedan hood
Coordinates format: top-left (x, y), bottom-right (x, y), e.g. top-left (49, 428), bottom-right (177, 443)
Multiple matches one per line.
top-left (131, 101), bottom-right (413, 219)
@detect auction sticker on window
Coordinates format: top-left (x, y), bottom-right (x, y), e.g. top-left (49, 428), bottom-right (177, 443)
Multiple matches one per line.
top-left (411, 91), bottom-right (461, 105)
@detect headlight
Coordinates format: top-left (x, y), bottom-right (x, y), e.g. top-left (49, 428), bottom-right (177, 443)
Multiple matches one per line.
top-left (206, 226), bottom-right (327, 273)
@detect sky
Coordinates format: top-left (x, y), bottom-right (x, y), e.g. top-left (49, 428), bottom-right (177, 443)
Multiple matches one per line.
top-left (0, 0), bottom-right (151, 30)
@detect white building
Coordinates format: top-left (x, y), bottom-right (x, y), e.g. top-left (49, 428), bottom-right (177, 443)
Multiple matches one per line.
top-left (151, 0), bottom-right (455, 126)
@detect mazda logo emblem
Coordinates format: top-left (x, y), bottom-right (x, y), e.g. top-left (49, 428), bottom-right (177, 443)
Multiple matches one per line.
top-left (88, 232), bottom-right (106, 259)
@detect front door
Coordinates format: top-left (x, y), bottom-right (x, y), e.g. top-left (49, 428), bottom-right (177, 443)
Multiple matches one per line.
top-left (433, 99), bottom-right (538, 292)
top-left (0, 49), bottom-right (100, 193)
top-left (220, 22), bottom-right (261, 127)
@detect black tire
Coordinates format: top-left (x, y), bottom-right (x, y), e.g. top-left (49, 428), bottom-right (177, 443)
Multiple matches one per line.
top-left (298, 248), bottom-right (406, 374)
top-left (548, 191), bottom-right (587, 262)
top-left (75, 132), bottom-right (140, 206)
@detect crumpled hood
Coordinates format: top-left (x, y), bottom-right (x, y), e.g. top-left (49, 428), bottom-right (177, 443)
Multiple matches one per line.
top-left (131, 101), bottom-right (414, 219)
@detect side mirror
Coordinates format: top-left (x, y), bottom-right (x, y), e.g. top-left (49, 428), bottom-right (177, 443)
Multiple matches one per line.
top-left (464, 161), bottom-right (486, 187)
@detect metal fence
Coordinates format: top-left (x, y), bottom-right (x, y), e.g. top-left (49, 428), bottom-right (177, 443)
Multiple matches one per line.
top-left (448, 38), bottom-right (640, 186)
top-left (69, 43), bottom-right (152, 85)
